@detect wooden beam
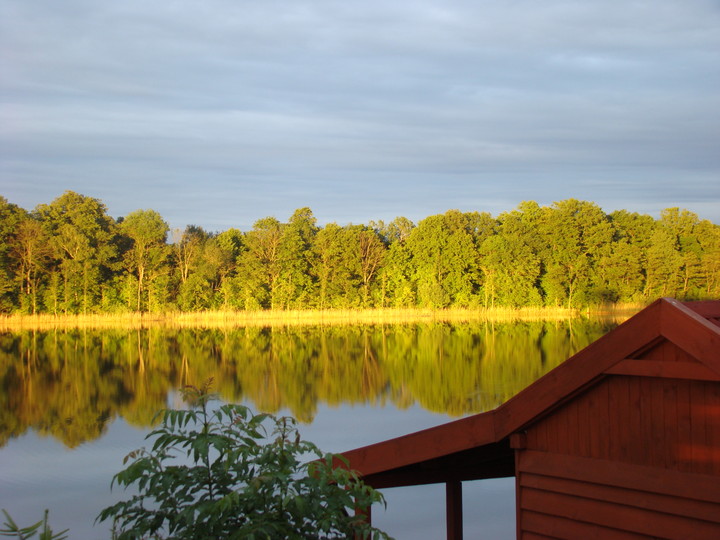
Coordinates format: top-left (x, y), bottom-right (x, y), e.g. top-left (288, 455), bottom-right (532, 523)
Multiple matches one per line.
top-left (340, 412), bottom-right (497, 477)
top-left (604, 360), bottom-right (720, 381)
top-left (446, 480), bottom-right (463, 540)
top-left (682, 299), bottom-right (720, 318)
top-left (660, 299), bottom-right (720, 370)
top-left (361, 440), bottom-right (515, 489)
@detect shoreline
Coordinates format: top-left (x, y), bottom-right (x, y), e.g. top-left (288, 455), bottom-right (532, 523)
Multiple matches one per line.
top-left (0, 305), bottom-right (643, 330)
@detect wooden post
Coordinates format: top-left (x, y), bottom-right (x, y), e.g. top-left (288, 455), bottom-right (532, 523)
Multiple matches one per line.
top-left (446, 480), bottom-right (463, 540)
top-left (354, 501), bottom-right (372, 540)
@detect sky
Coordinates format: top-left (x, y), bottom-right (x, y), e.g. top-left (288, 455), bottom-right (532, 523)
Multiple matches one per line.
top-left (1, 0), bottom-right (719, 233)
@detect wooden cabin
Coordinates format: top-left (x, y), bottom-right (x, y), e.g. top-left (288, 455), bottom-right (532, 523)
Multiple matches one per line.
top-left (340, 298), bottom-right (720, 539)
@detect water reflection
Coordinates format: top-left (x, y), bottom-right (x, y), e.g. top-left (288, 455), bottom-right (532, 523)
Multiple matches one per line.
top-left (0, 319), bottom-right (618, 448)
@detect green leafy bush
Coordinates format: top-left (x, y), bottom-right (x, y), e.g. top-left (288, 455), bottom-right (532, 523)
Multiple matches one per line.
top-left (0, 509), bottom-right (68, 540)
top-left (98, 382), bottom-right (391, 539)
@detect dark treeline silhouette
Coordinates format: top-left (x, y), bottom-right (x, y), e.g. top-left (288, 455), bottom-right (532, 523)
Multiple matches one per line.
top-left (1, 191), bottom-right (718, 314)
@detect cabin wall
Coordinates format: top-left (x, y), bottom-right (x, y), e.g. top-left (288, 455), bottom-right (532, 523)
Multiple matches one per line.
top-left (523, 375), bottom-right (720, 475)
top-left (515, 372), bottom-right (720, 539)
top-left (515, 449), bottom-right (720, 539)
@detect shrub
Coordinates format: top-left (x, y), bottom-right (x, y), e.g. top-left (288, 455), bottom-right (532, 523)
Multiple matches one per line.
top-left (98, 381), bottom-right (391, 539)
top-left (0, 509), bottom-right (68, 540)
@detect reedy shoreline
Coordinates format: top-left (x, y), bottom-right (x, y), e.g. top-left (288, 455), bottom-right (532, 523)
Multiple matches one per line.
top-left (0, 305), bottom-right (643, 330)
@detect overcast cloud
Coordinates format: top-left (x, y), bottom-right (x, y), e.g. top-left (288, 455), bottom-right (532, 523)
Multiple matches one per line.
top-left (1, 0), bottom-right (719, 231)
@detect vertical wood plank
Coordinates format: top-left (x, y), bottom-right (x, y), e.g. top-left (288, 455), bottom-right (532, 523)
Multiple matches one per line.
top-left (707, 382), bottom-right (720, 475)
top-left (554, 403), bottom-right (569, 453)
top-left (525, 426), bottom-right (537, 450)
top-left (650, 377), bottom-right (665, 468)
top-left (597, 381), bottom-right (611, 459)
top-left (662, 378), bottom-right (679, 471)
top-left (577, 390), bottom-right (591, 458)
top-left (609, 376), bottom-right (630, 462)
top-left (690, 381), bottom-right (710, 474)
top-left (535, 416), bottom-right (548, 452)
top-left (627, 377), bottom-right (643, 465)
top-left (565, 398), bottom-right (580, 456)
top-left (690, 381), bottom-right (708, 473)
top-left (587, 385), bottom-right (600, 459)
top-left (586, 387), bottom-right (597, 457)
top-left (661, 339), bottom-right (671, 362)
top-left (676, 379), bottom-right (692, 473)
top-left (639, 377), bottom-right (656, 466)
top-left (663, 339), bottom-right (675, 362)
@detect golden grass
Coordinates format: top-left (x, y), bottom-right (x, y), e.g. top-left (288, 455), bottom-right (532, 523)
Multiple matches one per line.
top-left (0, 305), bottom-right (641, 331)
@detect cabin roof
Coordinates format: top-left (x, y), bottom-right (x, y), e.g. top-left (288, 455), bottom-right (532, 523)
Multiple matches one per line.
top-left (340, 298), bottom-right (720, 487)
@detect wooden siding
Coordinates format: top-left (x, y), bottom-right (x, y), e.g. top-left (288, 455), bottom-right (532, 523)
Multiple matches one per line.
top-left (523, 375), bottom-right (720, 475)
top-left (516, 451), bottom-right (720, 539)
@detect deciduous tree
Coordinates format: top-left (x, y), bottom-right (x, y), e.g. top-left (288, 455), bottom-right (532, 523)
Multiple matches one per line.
top-left (35, 191), bottom-right (118, 313)
top-left (0, 197), bottom-right (27, 312)
top-left (276, 208), bottom-right (318, 309)
top-left (120, 209), bottom-right (170, 311)
top-left (10, 219), bottom-right (52, 313)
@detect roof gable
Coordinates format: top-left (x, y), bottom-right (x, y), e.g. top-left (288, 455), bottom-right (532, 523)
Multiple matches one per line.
top-left (497, 298), bottom-right (720, 436)
top-left (341, 298), bottom-right (720, 481)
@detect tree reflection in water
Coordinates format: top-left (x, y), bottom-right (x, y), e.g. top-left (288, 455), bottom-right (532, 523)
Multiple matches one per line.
top-left (0, 319), bottom-right (619, 448)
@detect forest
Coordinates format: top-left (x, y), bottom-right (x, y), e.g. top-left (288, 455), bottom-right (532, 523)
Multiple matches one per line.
top-left (1, 191), bottom-right (718, 314)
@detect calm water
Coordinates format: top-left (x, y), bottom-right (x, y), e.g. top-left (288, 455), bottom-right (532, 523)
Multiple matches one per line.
top-left (0, 319), bottom-right (620, 539)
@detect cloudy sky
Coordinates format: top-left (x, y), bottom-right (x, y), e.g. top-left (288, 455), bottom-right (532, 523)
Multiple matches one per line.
top-left (2, 0), bottom-right (719, 232)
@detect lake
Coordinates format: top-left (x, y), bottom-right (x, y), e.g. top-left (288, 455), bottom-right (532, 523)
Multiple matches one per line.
top-left (0, 317), bottom-right (623, 539)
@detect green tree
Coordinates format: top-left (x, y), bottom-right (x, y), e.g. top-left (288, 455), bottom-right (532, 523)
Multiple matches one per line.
top-left (463, 211), bottom-right (496, 248)
top-left (358, 227), bottom-right (386, 306)
top-left (479, 208), bottom-right (542, 307)
top-left (212, 228), bottom-right (245, 309)
top-left (310, 224), bottom-right (366, 308)
top-left (0, 197), bottom-right (27, 312)
top-left (658, 208), bottom-right (705, 299)
top-left (696, 219), bottom-right (720, 297)
top-left (644, 226), bottom-right (681, 298)
top-left (405, 210), bottom-right (481, 307)
top-left (311, 223), bottom-right (345, 309)
top-left (369, 217), bottom-right (414, 308)
top-left (370, 216), bottom-right (415, 245)
top-left (120, 209), bottom-right (170, 311)
top-left (382, 241), bottom-right (415, 307)
top-left (173, 225), bottom-right (209, 285)
top-left (537, 200), bottom-right (614, 307)
top-left (275, 208), bottom-right (318, 309)
top-left (604, 210), bottom-right (656, 302)
top-left (35, 191), bottom-right (118, 314)
top-left (174, 226), bottom-right (215, 311)
top-left (237, 217), bottom-right (283, 310)
top-left (10, 218), bottom-right (52, 314)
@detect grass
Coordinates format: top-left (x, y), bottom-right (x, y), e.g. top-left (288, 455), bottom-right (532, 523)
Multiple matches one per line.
top-left (0, 305), bottom-right (642, 330)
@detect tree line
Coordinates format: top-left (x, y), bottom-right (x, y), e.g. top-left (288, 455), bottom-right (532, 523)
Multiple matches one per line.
top-left (1, 191), bottom-right (718, 314)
